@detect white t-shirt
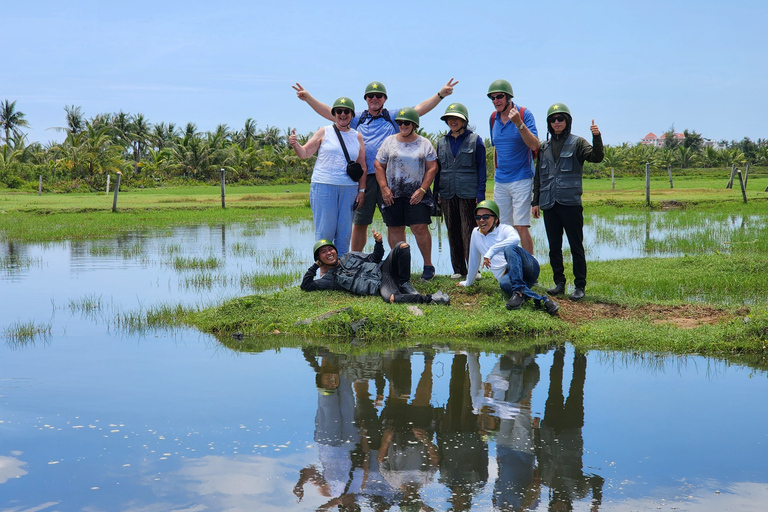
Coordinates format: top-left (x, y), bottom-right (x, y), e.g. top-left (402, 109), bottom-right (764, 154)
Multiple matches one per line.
top-left (375, 135), bottom-right (437, 204)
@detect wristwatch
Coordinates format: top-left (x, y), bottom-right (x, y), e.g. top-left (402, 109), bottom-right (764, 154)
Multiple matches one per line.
top-left (518, 122), bottom-right (525, 130)
top-left (358, 189), bottom-right (365, 193)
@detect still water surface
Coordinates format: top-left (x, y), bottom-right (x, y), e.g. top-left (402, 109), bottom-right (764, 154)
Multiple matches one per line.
top-left (1, 216), bottom-right (767, 511)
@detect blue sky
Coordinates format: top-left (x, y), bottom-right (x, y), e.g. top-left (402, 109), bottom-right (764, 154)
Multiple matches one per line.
top-left (4, 0), bottom-right (766, 147)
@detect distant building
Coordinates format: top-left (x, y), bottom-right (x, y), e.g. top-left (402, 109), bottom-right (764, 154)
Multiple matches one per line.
top-left (640, 132), bottom-right (684, 148)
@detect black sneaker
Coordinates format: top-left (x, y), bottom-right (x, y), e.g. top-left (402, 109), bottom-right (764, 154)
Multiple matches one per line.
top-left (399, 281), bottom-right (418, 295)
top-left (569, 288), bottom-right (585, 301)
top-left (544, 298), bottom-right (560, 316)
top-left (505, 292), bottom-right (526, 310)
top-left (429, 290), bottom-right (450, 305)
top-left (421, 265), bottom-right (436, 281)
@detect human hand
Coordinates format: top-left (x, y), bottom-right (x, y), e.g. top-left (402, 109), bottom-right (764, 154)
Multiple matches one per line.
top-left (532, 205), bottom-right (540, 219)
top-left (440, 78), bottom-right (459, 98)
top-left (372, 229), bottom-right (382, 243)
top-left (483, 257), bottom-right (491, 268)
top-left (381, 187), bottom-right (394, 206)
top-left (292, 83), bottom-right (309, 101)
top-left (590, 119), bottom-right (600, 136)
top-left (410, 188), bottom-right (425, 205)
top-left (509, 105), bottom-right (522, 125)
top-left (457, 280), bottom-right (467, 287)
top-left (288, 128), bottom-right (298, 147)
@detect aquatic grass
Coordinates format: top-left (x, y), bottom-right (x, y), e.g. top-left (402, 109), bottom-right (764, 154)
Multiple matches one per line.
top-left (113, 303), bottom-right (199, 334)
top-left (159, 243), bottom-right (183, 255)
top-left (172, 256), bottom-right (221, 270)
top-left (0, 254), bottom-right (41, 274)
top-left (179, 273), bottom-right (232, 291)
top-left (3, 320), bottom-right (52, 346)
top-left (240, 271), bottom-right (302, 292)
top-left (67, 294), bottom-right (104, 313)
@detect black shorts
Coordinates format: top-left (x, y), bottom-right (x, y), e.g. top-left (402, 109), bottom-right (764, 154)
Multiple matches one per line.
top-left (380, 197), bottom-right (432, 227)
top-left (353, 174), bottom-right (382, 226)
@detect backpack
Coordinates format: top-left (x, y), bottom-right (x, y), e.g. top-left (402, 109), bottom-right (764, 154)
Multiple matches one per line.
top-left (356, 108), bottom-right (399, 131)
top-left (489, 106), bottom-right (538, 168)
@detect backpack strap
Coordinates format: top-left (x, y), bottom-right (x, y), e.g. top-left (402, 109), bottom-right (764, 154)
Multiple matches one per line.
top-left (381, 108), bottom-right (399, 131)
top-left (489, 106), bottom-right (538, 168)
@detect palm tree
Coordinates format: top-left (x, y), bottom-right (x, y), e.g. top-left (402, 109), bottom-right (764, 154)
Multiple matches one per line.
top-left (1, 100), bottom-right (30, 144)
top-left (64, 105), bottom-right (84, 135)
top-left (701, 146), bottom-right (721, 168)
top-left (129, 113), bottom-right (152, 172)
top-left (676, 146), bottom-right (697, 169)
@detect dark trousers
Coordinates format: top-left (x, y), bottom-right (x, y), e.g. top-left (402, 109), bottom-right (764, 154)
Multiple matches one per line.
top-left (379, 242), bottom-right (427, 303)
top-left (543, 203), bottom-right (586, 289)
top-left (441, 196), bottom-right (476, 276)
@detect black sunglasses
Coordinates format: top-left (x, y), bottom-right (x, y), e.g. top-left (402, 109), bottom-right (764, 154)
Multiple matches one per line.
top-left (334, 108), bottom-right (352, 116)
top-left (396, 120), bottom-right (412, 127)
top-left (474, 214), bottom-right (495, 221)
top-left (365, 93), bottom-right (384, 99)
top-left (489, 93), bottom-right (506, 101)
top-left (549, 115), bottom-right (567, 123)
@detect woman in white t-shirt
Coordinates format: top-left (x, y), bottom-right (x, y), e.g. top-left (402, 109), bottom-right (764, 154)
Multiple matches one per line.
top-left (374, 107), bottom-right (438, 280)
top-left (289, 96), bottom-right (366, 257)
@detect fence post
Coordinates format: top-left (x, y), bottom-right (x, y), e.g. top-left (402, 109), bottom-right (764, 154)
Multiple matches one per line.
top-left (744, 163), bottom-right (750, 187)
top-left (737, 170), bottom-right (748, 203)
top-left (220, 168), bottom-right (226, 209)
top-left (611, 167), bottom-right (615, 190)
top-left (106, 174), bottom-right (111, 194)
top-left (667, 165), bottom-right (673, 189)
top-left (38, 175), bottom-right (43, 196)
top-left (645, 162), bottom-right (650, 206)
top-left (112, 172), bottom-right (122, 212)
top-left (726, 164), bottom-right (736, 189)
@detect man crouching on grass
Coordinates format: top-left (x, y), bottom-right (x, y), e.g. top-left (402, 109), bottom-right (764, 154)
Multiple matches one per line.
top-left (458, 200), bottom-right (559, 315)
top-left (301, 229), bottom-right (450, 305)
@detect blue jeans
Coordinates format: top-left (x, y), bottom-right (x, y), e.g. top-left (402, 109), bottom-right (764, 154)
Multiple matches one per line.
top-left (310, 183), bottom-right (358, 257)
top-left (499, 245), bottom-right (546, 302)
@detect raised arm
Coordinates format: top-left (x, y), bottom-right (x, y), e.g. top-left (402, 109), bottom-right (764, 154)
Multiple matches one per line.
top-left (289, 126), bottom-right (325, 159)
top-left (413, 78), bottom-right (459, 116)
top-left (292, 83), bottom-right (334, 122)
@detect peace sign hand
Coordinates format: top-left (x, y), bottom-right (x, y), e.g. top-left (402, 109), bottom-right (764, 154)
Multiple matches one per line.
top-left (439, 78), bottom-right (459, 98)
top-left (292, 83), bottom-right (309, 101)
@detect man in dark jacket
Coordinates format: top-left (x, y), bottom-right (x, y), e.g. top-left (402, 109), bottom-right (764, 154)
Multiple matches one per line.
top-left (532, 103), bottom-right (603, 301)
top-left (301, 230), bottom-right (449, 305)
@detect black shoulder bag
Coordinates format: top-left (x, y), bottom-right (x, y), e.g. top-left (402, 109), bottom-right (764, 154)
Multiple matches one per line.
top-left (332, 125), bottom-right (364, 182)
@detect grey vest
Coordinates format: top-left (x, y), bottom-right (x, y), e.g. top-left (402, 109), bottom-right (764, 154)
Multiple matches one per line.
top-left (538, 134), bottom-right (583, 210)
top-left (437, 133), bottom-right (479, 199)
top-left (329, 252), bottom-right (381, 296)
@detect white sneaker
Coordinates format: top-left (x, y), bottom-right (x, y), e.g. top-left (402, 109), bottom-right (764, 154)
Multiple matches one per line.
top-left (476, 272), bottom-right (482, 280)
top-left (450, 273), bottom-right (463, 279)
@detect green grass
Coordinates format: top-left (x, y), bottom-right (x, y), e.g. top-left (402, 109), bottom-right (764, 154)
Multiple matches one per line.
top-left (3, 320), bottom-right (53, 346)
top-left (172, 256), bottom-right (221, 270)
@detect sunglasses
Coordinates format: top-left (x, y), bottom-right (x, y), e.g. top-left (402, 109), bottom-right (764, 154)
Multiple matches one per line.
top-left (365, 93), bottom-right (384, 99)
top-left (396, 120), bottom-right (412, 127)
top-left (474, 214), bottom-right (495, 221)
top-left (334, 108), bottom-right (352, 116)
top-left (489, 93), bottom-right (506, 101)
top-left (549, 115), bottom-right (566, 123)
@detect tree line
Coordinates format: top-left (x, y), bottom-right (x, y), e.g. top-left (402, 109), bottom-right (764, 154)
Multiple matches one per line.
top-left (1, 100), bottom-right (767, 192)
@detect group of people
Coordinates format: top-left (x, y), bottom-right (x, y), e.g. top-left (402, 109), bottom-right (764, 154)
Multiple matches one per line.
top-left (292, 78), bottom-right (604, 313)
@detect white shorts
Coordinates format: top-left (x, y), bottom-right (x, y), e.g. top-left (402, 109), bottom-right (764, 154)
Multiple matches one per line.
top-left (493, 178), bottom-right (532, 227)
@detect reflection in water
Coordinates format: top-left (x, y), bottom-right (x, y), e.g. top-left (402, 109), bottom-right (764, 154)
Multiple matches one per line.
top-left (293, 346), bottom-right (604, 511)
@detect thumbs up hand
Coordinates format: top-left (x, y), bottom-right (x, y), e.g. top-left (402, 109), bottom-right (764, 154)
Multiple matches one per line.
top-left (590, 119), bottom-right (600, 136)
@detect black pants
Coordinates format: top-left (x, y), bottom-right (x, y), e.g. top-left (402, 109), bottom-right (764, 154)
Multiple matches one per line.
top-left (441, 196), bottom-right (476, 276)
top-left (543, 203), bottom-right (586, 289)
top-left (379, 242), bottom-right (427, 303)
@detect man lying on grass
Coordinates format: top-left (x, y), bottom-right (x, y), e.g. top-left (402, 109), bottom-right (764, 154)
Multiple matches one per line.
top-left (301, 229), bottom-right (450, 305)
top-left (458, 200), bottom-right (559, 315)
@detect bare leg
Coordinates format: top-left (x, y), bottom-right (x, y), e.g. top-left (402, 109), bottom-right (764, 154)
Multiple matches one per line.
top-left (410, 223), bottom-right (433, 267)
top-left (350, 224), bottom-right (369, 252)
top-left (387, 226), bottom-right (407, 250)
top-left (515, 225), bottom-right (533, 255)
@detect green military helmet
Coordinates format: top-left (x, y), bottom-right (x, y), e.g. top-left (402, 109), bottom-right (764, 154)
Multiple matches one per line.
top-left (475, 199), bottom-right (500, 218)
top-left (440, 102), bottom-right (469, 123)
top-left (395, 107), bottom-right (420, 127)
top-left (487, 79), bottom-right (514, 98)
top-left (331, 97), bottom-right (355, 115)
top-left (313, 239), bottom-right (336, 261)
top-left (547, 103), bottom-right (571, 119)
top-left (363, 81), bottom-right (388, 99)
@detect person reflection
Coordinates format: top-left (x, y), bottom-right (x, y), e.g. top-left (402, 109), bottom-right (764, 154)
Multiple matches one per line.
top-left (486, 351), bottom-right (542, 511)
top-left (436, 352), bottom-right (490, 512)
top-left (378, 350), bottom-right (439, 512)
top-left (536, 345), bottom-right (603, 511)
top-left (296, 348), bottom-right (362, 511)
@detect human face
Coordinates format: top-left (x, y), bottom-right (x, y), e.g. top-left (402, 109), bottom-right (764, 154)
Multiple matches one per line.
top-left (317, 245), bottom-right (338, 266)
top-left (445, 116), bottom-right (465, 134)
top-left (334, 107), bottom-right (352, 128)
top-left (490, 93), bottom-right (508, 113)
top-left (397, 120), bottom-right (415, 137)
top-left (549, 114), bottom-right (567, 135)
top-left (365, 92), bottom-right (386, 114)
top-left (475, 208), bottom-right (497, 234)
